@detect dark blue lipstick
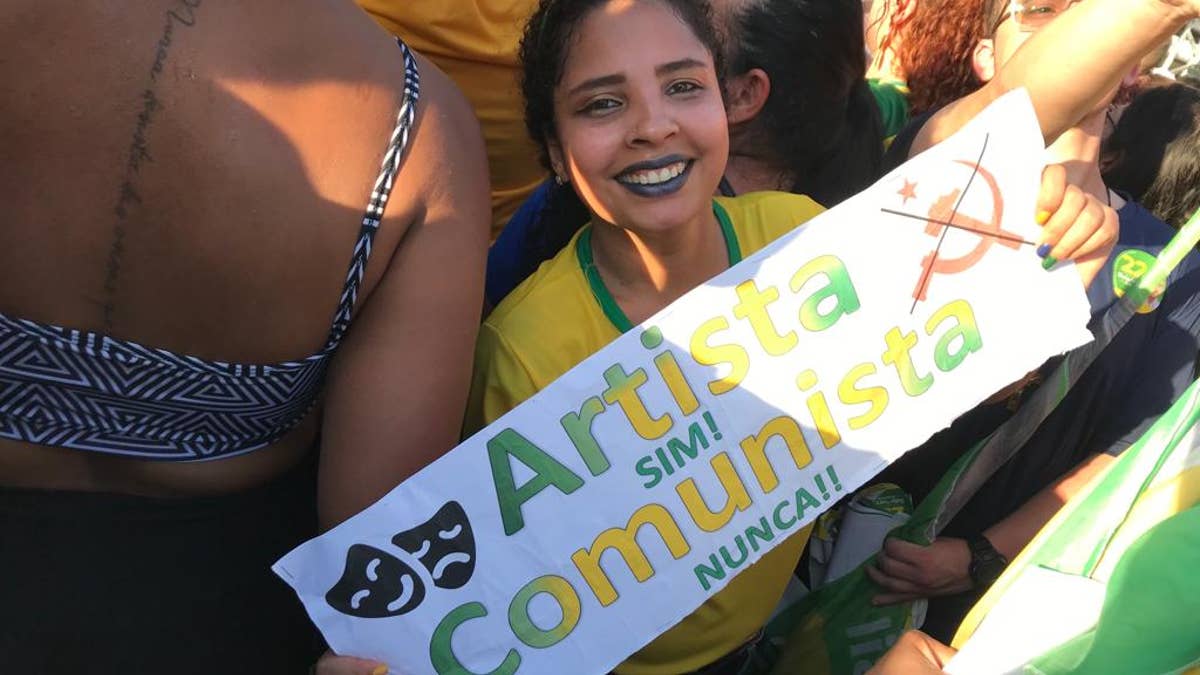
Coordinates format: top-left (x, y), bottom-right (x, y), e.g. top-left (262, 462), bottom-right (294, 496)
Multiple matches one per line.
top-left (615, 155), bottom-right (693, 198)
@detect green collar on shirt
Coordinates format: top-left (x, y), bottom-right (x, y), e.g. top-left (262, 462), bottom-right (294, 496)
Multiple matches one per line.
top-left (575, 200), bottom-right (742, 333)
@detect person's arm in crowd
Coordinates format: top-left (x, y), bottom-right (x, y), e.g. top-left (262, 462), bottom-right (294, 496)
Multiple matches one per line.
top-left (912, 0), bottom-right (1200, 156)
top-left (318, 53), bottom-right (490, 530)
top-left (868, 452), bottom-right (1115, 604)
top-left (313, 53), bottom-right (489, 675)
top-left (867, 631), bottom-right (957, 675)
top-left (980, 451), bottom-right (1115, 559)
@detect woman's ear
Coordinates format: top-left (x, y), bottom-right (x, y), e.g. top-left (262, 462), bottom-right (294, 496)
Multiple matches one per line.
top-left (547, 139), bottom-right (569, 184)
top-left (726, 68), bottom-right (771, 126)
top-left (972, 39), bottom-right (997, 84)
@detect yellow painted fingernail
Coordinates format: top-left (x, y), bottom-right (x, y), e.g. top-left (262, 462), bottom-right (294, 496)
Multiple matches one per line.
top-left (372, 666), bottom-right (389, 675)
top-left (1036, 210), bottom-right (1052, 225)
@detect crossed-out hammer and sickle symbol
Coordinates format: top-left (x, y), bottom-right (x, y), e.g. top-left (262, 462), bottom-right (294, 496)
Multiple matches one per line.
top-left (912, 160), bottom-right (1022, 302)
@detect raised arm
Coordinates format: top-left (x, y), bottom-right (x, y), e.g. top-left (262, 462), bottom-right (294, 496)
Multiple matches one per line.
top-left (912, 0), bottom-right (1199, 155)
top-left (318, 54), bottom-right (490, 529)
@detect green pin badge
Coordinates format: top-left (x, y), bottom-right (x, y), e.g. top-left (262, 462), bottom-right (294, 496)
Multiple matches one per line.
top-left (1113, 249), bottom-right (1163, 314)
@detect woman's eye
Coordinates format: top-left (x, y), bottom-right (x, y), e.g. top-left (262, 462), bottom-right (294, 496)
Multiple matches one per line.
top-left (580, 97), bottom-right (622, 115)
top-left (667, 80), bottom-right (702, 96)
top-left (1022, 4), bottom-right (1058, 15)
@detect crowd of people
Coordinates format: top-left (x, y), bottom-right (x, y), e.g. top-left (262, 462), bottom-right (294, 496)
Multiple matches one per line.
top-left (3, 1), bottom-right (1200, 674)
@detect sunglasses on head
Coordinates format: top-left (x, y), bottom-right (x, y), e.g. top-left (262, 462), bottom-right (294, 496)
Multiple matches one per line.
top-left (990, 0), bottom-right (1081, 35)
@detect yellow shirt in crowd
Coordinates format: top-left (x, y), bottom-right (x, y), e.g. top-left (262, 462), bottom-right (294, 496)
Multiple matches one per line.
top-left (467, 191), bottom-right (826, 675)
top-left (357, 0), bottom-right (545, 237)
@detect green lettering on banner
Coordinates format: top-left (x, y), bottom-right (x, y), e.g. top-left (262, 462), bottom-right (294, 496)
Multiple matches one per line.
top-left (430, 602), bottom-right (520, 675)
top-left (488, 429), bottom-right (585, 536)
top-left (791, 255), bottom-right (862, 332)
top-left (560, 397), bottom-right (611, 476)
top-left (507, 575), bottom-right (582, 649)
top-left (881, 327), bottom-right (934, 396)
top-left (773, 499), bottom-right (797, 530)
top-left (745, 517), bottom-right (775, 552)
top-left (666, 422), bottom-right (710, 465)
top-left (925, 300), bottom-right (983, 372)
top-left (794, 487), bottom-right (823, 521)
top-left (695, 554), bottom-right (726, 591)
top-left (720, 535), bottom-right (750, 568)
top-left (635, 456), bottom-right (664, 489)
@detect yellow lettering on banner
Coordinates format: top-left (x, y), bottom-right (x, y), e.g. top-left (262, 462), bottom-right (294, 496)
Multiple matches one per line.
top-left (739, 415), bottom-right (814, 493)
top-left (602, 364), bottom-right (673, 440)
top-left (796, 369), bottom-right (842, 449)
top-left (882, 327), bottom-right (934, 396)
top-left (677, 452), bottom-right (753, 532)
top-left (571, 504), bottom-right (691, 606)
top-left (925, 300), bottom-right (983, 372)
top-left (690, 317), bottom-right (750, 396)
top-left (838, 363), bottom-right (890, 430)
top-left (733, 280), bottom-right (798, 356)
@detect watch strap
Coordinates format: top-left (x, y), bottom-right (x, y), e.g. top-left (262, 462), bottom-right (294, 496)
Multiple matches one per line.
top-left (967, 535), bottom-right (1008, 587)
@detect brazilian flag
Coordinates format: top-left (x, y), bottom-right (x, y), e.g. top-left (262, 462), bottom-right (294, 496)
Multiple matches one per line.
top-left (949, 378), bottom-right (1200, 674)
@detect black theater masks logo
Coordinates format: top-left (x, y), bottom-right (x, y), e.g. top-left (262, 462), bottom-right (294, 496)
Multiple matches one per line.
top-left (326, 501), bottom-right (476, 618)
top-left (326, 544), bottom-right (426, 618)
top-left (392, 501), bottom-right (477, 589)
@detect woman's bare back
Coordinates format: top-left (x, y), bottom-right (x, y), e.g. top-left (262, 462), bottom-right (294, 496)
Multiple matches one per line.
top-left (0, 0), bottom-right (490, 505)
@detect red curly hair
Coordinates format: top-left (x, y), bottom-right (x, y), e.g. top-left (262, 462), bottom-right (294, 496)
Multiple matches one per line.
top-left (886, 0), bottom-right (991, 115)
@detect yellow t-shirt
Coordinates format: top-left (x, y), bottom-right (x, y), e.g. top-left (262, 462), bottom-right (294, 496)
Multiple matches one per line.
top-left (358, 1), bottom-right (545, 237)
top-left (467, 191), bottom-right (825, 675)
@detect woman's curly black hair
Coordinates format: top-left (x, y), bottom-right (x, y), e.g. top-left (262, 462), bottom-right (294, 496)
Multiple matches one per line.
top-left (515, 0), bottom-right (726, 276)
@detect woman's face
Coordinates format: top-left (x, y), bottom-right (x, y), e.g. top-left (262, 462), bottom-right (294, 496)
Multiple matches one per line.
top-left (549, 0), bottom-right (728, 236)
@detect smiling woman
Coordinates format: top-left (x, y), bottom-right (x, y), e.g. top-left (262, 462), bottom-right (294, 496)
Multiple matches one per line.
top-left (465, 1), bottom-right (826, 673)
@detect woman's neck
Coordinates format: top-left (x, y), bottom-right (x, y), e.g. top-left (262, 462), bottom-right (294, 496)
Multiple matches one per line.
top-left (589, 205), bottom-right (728, 326)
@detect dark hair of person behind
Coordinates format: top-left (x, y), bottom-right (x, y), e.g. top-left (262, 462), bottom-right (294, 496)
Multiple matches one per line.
top-left (1102, 83), bottom-right (1200, 229)
top-left (726, 0), bottom-right (882, 207)
top-left (899, 0), bottom-right (990, 115)
top-left (517, 0), bottom-right (725, 274)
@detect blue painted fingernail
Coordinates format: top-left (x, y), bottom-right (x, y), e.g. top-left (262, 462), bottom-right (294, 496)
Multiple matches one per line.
top-left (1042, 255), bottom-right (1058, 271)
top-left (1036, 244), bottom-right (1052, 258)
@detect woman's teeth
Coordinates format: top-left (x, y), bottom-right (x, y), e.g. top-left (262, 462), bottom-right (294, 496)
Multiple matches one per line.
top-left (619, 161), bottom-right (687, 185)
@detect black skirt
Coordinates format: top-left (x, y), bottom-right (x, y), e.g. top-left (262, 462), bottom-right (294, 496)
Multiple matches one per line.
top-left (0, 454), bottom-right (324, 674)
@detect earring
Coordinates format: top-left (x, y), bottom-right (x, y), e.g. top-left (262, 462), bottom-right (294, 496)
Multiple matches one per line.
top-left (554, 173), bottom-right (566, 185)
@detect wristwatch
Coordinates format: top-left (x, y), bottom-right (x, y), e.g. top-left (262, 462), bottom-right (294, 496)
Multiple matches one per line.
top-left (967, 535), bottom-right (1008, 588)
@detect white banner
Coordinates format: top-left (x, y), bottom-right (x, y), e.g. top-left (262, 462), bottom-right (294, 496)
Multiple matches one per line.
top-left (275, 91), bottom-right (1093, 675)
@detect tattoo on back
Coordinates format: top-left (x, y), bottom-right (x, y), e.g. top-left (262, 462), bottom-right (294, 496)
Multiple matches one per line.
top-left (101, 0), bottom-right (202, 330)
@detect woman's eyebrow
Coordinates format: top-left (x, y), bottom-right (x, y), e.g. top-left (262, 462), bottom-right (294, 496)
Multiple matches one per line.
top-left (565, 57), bottom-right (709, 97)
top-left (568, 73), bottom-right (625, 97)
top-left (655, 57), bottom-right (707, 76)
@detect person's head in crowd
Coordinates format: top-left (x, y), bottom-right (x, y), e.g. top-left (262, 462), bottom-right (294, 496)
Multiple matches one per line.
top-left (1102, 82), bottom-right (1200, 228)
top-left (485, 0), bottom-right (885, 310)
top-left (518, 0), bottom-right (725, 268)
top-left (893, 0), bottom-right (988, 114)
top-left (522, 0), bottom-right (726, 231)
top-left (977, 0), bottom-right (1133, 110)
top-left (720, 0), bottom-right (884, 205)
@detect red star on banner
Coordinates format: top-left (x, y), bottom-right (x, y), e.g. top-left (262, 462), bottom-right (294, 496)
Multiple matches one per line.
top-left (898, 179), bottom-right (918, 204)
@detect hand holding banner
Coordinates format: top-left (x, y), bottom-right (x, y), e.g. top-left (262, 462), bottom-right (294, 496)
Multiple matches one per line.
top-left (275, 90), bottom-right (1094, 675)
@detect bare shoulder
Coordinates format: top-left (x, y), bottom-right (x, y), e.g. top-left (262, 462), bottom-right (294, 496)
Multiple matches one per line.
top-left (398, 52), bottom-right (489, 217)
